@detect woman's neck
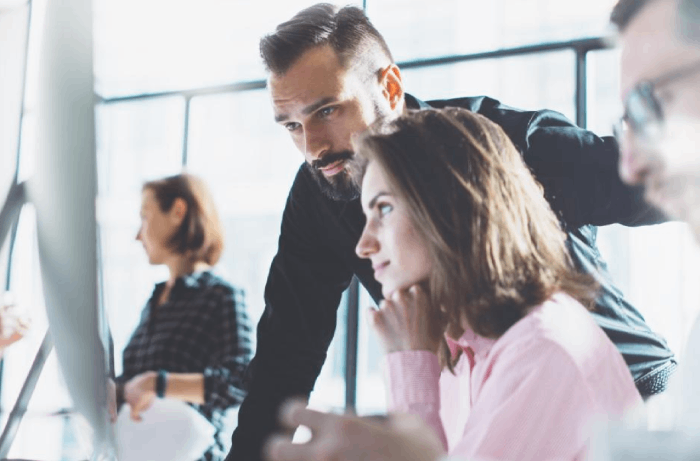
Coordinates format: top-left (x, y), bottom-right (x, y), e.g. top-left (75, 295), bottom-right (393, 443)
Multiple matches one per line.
top-left (164, 257), bottom-right (210, 287)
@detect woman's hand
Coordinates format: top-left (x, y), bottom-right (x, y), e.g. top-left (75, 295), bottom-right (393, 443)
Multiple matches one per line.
top-left (369, 284), bottom-right (442, 354)
top-left (123, 371), bottom-right (157, 421)
top-left (0, 302), bottom-right (30, 351)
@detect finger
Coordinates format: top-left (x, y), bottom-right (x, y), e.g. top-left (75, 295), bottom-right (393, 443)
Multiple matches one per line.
top-left (379, 298), bottom-right (399, 314)
top-left (108, 403), bottom-right (117, 423)
top-left (389, 412), bottom-right (424, 431)
top-left (409, 284), bottom-right (422, 299)
top-left (7, 332), bottom-right (23, 343)
top-left (367, 307), bottom-right (391, 335)
top-left (135, 394), bottom-right (155, 417)
top-left (279, 399), bottom-right (327, 432)
top-left (16, 318), bottom-right (30, 330)
top-left (367, 306), bottom-right (382, 325)
top-left (130, 405), bottom-right (141, 422)
top-left (391, 288), bottom-right (411, 308)
top-left (263, 434), bottom-right (309, 461)
top-left (390, 289), bottom-right (402, 304)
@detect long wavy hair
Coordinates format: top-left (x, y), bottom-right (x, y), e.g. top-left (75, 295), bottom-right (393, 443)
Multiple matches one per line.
top-left (352, 108), bottom-right (598, 369)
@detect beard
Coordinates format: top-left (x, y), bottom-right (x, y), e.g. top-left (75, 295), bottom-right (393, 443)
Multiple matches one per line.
top-left (306, 100), bottom-right (393, 202)
top-left (306, 150), bottom-right (360, 201)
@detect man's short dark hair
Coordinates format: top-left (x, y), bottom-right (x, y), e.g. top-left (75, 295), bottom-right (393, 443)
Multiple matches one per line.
top-left (260, 3), bottom-right (393, 76)
top-left (610, 0), bottom-right (662, 31)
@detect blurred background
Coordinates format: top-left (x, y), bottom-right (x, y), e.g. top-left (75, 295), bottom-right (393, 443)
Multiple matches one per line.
top-left (2, 0), bottom-right (699, 458)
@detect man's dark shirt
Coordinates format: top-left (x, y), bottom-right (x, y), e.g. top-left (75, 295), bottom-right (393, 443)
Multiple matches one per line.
top-left (227, 95), bottom-right (676, 461)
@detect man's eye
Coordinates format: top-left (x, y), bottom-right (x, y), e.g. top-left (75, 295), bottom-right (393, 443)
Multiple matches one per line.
top-left (319, 106), bottom-right (336, 118)
top-left (378, 203), bottom-right (393, 217)
top-left (285, 122), bottom-right (301, 132)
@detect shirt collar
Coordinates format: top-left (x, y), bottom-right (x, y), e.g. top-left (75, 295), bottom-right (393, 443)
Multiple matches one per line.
top-left (180, 271), bottom-right (205, 289)
top-left (405, 93), bottom-right (431, 111)
top-left (445, 326), bottom-right (498, 360)
top-left (152, 271), bottom-right (207, 297)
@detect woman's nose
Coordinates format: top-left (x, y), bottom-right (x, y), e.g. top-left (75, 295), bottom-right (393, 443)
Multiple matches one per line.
top-left (355, 225), bottom-right (379, 259)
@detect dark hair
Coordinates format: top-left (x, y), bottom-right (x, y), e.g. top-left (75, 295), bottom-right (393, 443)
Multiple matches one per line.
top-left (353, 108), bottom-right (598, 369)
top-left (260, 3), bottom-right (393, 76)
top-left (143, 173), bottom-right (224, 265)
top-left (611, 0), bottom-right (660, 30)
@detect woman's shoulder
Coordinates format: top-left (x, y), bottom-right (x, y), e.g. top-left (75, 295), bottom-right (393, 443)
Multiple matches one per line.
top-left (496, 293), bottom-right (609, 361)
top-left (191, 271), bottom-right (245, 302)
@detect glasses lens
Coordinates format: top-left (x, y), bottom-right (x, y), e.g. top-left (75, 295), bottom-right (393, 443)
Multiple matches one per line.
top-left (626, 86), bottom-right (663, 140)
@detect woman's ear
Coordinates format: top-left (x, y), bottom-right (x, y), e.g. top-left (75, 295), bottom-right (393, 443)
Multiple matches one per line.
top-left (170, 198), bottom-right (188, 226)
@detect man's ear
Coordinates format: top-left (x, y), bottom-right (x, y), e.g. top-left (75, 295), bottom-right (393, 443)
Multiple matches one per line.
top-left (170, 198), bottom-right (188, 225)
top-left (379, 64), bottom-right (404, 111)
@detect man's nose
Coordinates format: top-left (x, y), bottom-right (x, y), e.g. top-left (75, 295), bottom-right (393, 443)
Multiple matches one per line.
top-left (303, 126), bottom-right (331, 162)
top-left (618, 134), bottom-right (661, 185)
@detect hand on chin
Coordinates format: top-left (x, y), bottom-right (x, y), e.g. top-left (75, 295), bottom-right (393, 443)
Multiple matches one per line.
top-left (368, 284), bottom-right (441, 355)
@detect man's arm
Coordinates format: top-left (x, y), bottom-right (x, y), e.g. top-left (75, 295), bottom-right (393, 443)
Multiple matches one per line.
top-left (428, 95), bottom-right (667, 228)
top-left (522, 110), bottom-right (665, 228)
top-left (227, 166), bottom-right (354, 461)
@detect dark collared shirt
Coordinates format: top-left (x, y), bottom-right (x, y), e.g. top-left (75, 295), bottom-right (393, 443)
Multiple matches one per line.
top-left (228, 94), bottom-right (676, 461)
top-left (120, 270), bottom-right (252, 461)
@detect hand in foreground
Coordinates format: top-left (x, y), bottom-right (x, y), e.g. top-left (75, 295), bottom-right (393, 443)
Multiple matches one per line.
top-left (123, 371), bottom-right (157, 421)
top-left (0, 302), bottom-right (30, 350)
top-left (369, 284), bottom-right (442, 354)
top-left (263, 399), bottom-right (444, 461)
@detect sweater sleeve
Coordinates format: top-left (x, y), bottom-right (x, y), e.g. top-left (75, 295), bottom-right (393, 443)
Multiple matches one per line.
top-left (385, 350), bottom-right (448, 451)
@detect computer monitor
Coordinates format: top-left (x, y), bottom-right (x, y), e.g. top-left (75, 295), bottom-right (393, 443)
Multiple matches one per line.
top-left (0, 0), bottom-right (115, 457)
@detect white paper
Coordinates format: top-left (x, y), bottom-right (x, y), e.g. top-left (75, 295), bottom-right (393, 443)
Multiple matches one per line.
top-left (115, 398), bottom-right (216, 461)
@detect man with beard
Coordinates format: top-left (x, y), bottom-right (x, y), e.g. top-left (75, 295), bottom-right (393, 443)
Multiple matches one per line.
top-left (601, 0), bottom-right (700, 453)
top-left (615, 0), bottom-right (700, 242)
top-left (226, 4), bottom-right (676, 460)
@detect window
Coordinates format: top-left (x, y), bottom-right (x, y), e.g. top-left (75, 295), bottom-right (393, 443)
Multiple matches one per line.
top-left (96, 97), bottom-right (186, 372)
top-left (93, 0), bottom-right (362, 97)
top-left (402, 50), bottom-right (576, 121)
top-left (369, 0), bottom-right (617, 62)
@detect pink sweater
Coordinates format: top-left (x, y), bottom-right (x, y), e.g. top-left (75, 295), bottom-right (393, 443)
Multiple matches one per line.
top-left (385, 293), bottom-right (642, 461)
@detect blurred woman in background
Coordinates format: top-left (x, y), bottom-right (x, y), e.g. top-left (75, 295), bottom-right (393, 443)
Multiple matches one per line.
top-left (114, 173), bottom-right (252, 461)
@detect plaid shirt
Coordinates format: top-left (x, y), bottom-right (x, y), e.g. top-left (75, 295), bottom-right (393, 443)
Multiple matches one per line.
top-left (119, 271), bottom-right (253, 461)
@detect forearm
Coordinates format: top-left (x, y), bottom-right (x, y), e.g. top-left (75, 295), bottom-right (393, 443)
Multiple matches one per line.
top-left (165, 372), bottom-right (205, 405)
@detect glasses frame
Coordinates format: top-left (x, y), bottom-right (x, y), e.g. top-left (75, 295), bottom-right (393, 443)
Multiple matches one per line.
top-left (614, 58), bottom-right (700, 143)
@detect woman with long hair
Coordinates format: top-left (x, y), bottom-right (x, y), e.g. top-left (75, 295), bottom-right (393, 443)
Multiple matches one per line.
top-left (114, 173), bottom-right (252, 461)
top-left (351, 108), bottom-right (642, 461)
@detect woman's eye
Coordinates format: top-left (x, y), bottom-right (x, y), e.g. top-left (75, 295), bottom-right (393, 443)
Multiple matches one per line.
top-left (378, 203), bottom-right (393, 217)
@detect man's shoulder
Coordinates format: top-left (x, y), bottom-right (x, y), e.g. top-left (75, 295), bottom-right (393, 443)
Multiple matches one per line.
top-left (416, 94), bottom-right (528, 116)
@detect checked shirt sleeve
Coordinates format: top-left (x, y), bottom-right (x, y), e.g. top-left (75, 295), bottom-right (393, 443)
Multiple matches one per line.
top-left (202, 286), bottom-right (253, 410)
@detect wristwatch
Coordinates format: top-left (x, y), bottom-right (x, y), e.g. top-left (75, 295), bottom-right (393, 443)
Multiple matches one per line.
top-left (156, 369), bottom-right (168, 398)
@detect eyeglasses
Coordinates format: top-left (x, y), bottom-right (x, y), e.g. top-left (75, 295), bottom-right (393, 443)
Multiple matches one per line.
top-left (614, 59), bottom-right (700, 144)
